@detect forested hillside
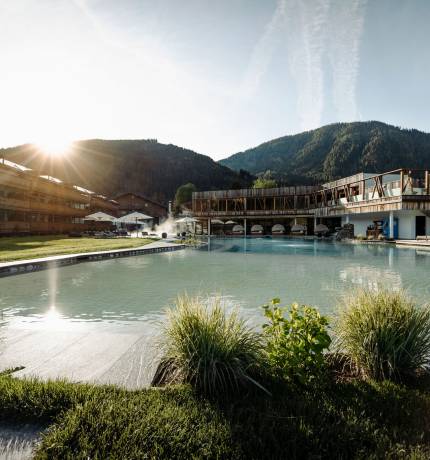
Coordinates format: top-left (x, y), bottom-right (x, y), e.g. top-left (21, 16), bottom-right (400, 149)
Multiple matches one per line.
top-left (0, 140), bottom-right (253, 203)
top-left (220, 121), bottom-right (430, 184)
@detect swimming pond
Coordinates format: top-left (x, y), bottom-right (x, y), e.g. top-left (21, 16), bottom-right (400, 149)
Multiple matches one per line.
top-left (1, 237), bottom-right (430, 328)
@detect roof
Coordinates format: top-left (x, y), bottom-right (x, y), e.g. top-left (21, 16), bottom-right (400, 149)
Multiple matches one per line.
top-left (114, 192), bottom-right (167, 209)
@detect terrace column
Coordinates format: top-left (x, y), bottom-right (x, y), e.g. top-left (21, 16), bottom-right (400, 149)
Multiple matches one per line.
top-left (208, 218), bottom-right (211, 236)
top-left (389, 211), bottom-right (394, 239)
top-left (345, 215), bottom-right (350, 224)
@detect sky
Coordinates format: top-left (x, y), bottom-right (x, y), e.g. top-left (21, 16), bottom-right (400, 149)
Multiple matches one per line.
top-left (1, 0), bottom-right (429, 159)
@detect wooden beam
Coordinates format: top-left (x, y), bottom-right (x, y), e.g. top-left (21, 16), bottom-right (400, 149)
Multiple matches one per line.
top-left (400, 170), bottom-right (405, 192)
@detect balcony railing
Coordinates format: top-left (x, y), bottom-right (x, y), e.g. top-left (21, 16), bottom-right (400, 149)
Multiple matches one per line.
top-left (193, 169), bottom-right (430, 217)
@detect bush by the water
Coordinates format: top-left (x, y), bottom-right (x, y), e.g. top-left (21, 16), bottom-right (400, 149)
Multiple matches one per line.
top-left (335, 289), bottom-right (430, 381)
top-left (262, 299), bottom-right (331, 383)
top-left (156, 295), bottom-right (264, 396)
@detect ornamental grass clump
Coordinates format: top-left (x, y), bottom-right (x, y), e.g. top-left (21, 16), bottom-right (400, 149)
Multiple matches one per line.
top-left (335, 289), bottom-right (430, 381)
top-left (155, 295), bottom-right (265, 396)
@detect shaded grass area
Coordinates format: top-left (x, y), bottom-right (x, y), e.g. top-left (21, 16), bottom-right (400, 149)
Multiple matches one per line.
top-left (1, 374), bottom-right (430, 459)
top-left (0, 236), bottom-right (153, 262)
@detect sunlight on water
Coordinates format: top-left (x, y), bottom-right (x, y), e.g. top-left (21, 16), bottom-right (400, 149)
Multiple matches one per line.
top-left (1, 238), bottom-right (430, 331)
top-left (48, 263), bottom-right (58, 310)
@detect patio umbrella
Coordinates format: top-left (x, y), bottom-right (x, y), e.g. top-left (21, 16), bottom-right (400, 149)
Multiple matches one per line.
top-left (116, 212), bottom-right (153, 224)
top-left (211, 219), bottom-right (224, 224)
top-left (84, 212), bottom-right (116, 222)
top-left (225, 220), bottom-right (237, 225)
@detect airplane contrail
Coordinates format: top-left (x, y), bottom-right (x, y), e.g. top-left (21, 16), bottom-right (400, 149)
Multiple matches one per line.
top-left (240, 0), bottom-right (287, 99)
top-left (241, 0), bottom-right (367, 128)
top-left (287, 0), bottom-right (330, 130)
top-left (327, 0), bottom-right (368, 122)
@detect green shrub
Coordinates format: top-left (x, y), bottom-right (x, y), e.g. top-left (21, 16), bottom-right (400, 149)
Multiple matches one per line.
top-left (156, 295), bottom-right (264, 396)
top-left (35, 386), bottom-right (240, 460)
top-left (335, 289), bottom-right (430, 381)
top-left (262, 299), bottom-right (331, 383)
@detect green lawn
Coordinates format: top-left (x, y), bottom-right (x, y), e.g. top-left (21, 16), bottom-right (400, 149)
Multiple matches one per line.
top-left (0, 235), bottom-right (154, 262)
top-left (1, 370), bottom-right (430, 459)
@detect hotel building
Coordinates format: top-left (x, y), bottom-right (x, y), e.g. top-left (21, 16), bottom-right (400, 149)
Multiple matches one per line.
top-left (0, 158), bottom-right (119, 235)
top-left (192, 169), bottom-right (430, 239)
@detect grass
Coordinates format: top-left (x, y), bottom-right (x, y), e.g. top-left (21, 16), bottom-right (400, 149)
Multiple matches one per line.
top-left (335, 289), bottom-right (430, 381)
top-left (155, 295), bottom-right (264, 396)
top-left (1, 373), bottom-right (430, 459)
top-left (0, 235), bottom-right (154, 262)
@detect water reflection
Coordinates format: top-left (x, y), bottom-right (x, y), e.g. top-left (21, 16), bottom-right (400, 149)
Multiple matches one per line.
top-left (0, 238), bottom-right (429, 328)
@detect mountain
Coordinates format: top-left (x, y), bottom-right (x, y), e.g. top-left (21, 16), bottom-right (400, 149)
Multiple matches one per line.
top-left (0, 139), bottom-right (253, 204)
top-left (220, 121), bottom-right (430, 184)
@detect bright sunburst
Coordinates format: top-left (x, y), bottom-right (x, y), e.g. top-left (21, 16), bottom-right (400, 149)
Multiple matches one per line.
top-left (35, 137), bottom-right (73, 157)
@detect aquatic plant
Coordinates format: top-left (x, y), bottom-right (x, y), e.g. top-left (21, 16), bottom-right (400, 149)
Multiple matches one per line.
top-left (335, 289), bottom-right (430, 381)
top-left (262, 299), bottom-right (331, 383)
top-left (155, 295), bottom-right (264, 396)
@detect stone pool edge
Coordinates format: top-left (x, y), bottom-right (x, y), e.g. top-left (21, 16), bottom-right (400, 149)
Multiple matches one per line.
top-left (0, 241), bottom-right (187, 278)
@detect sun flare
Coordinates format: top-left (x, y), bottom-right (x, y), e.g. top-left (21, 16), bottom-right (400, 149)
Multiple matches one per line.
top-left (36, 137), bottom-right (73, 157)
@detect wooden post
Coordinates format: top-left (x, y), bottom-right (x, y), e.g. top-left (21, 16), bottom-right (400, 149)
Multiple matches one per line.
top-left (400, 170), bottom-right (404, 193)
top-left (425, 171), bottom-right (430, 195)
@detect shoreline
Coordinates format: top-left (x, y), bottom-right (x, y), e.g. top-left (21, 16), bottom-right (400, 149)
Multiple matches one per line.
top-left (0, 241), bottom-right (186, 278)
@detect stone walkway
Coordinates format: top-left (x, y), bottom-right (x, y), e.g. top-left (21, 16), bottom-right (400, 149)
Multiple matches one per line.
top-left (0, 323), bottom-right (161, 389)
top-left (0, 240), bottom-right (186, 388)
top-left (395, 240), bottom-right (430, 249)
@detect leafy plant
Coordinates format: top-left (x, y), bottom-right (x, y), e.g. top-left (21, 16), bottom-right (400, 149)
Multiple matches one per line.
top-left (335, 288), bottom-right (430, 381)
top-left (156, 295), bottom-right (265, 396)
top-left (262, 299), bottom-right (331, 383)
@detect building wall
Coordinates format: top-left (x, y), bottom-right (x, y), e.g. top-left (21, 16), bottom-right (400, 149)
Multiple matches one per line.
top-left (397, 211), bottom-right (416, 239)
top-left (341, 210), bottom-right (430, 239)
top-left (0, 161), bottom-right (119, 235)
top-left (115, 193), bottom-right (168, 221)
top-left (341, 215), bottom-right (371, 236)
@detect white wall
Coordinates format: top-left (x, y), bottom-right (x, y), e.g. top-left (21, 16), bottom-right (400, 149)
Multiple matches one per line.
top-left (341, 215), bottom-right (372, 237)
top-left (396, 211), bottom-right (415, 239)
top-left (341, 210), bottom-right (429, 239)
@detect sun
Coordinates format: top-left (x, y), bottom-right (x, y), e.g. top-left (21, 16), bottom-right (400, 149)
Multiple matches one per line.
top-left (35, 137), bottom-right (74, 157)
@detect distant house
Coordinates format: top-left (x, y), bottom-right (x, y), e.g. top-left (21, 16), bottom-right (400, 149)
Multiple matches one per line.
top-left (114, 193), bottom-right (168, 224)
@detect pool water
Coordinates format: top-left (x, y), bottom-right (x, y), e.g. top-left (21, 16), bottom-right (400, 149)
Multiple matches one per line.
top-left (1, 238), bottom-right (430, 328)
